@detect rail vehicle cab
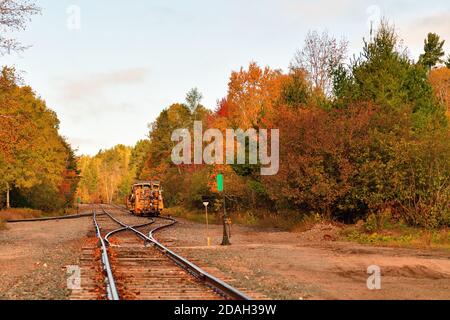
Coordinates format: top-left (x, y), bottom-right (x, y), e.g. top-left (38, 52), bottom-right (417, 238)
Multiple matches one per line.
top-left (126, 181), bottom-right (164, 217)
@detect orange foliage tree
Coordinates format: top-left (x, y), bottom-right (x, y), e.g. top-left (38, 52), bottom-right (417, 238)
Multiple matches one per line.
top-left (225, 62), bottom-right (288, 129)
top-left (265, 104), bottom-right (376, 219)
top-left (429, 67), bottom-right (450, 118)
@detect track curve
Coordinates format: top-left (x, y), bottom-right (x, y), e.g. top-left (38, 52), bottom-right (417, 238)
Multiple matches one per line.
top-left (72, 204), bottom-right (250, 300)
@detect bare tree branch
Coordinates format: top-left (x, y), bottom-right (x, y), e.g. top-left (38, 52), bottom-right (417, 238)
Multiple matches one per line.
top-left (0, 0), bottom-right (41, 55)
top-left (291, 30), bottom-right (348, 97)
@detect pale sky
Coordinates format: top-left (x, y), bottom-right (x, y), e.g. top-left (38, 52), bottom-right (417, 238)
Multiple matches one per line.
top-left (2, 0), bottom-right (450, 155)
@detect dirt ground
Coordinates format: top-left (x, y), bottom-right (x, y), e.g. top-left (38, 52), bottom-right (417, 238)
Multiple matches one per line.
top-left (158, 219), bottom-right (450, 300)
top-left (0, 213), bottom-right (92, 300)
top-left (0, 207), bottom-right (449, 300)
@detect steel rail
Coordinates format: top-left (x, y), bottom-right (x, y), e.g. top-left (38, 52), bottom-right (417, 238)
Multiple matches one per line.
top-left (93, 210), bottom-right (120, 301)
top-left (100, 205), bottom-right (251, 300)
top-left (104, 219), bottom-right (156, 246)
top-left (6, 212), bottom-right (104, 223)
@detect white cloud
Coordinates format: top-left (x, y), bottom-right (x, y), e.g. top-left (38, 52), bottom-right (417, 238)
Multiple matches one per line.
top-left (280, 0), bottom-right (365, 21)
top-left (59, 68), bottom-right (148, 101)
top-left (399, 11), bottom-right (450, 58)
top-left (50, 68), bottom-right (152, 155)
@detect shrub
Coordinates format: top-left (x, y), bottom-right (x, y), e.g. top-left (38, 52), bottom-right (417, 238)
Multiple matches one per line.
top-left (0, 208), bottom-right (44, 220)
top-left (266, 100), bottom-right (450, 229)
top-left (392, 128), bottom-right (450, 228)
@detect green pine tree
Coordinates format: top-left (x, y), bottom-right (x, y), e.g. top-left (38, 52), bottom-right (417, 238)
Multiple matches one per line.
top-left (419, 33), bottom-right (445, 69)
top-left (333, 22), bottom-right (444, 127)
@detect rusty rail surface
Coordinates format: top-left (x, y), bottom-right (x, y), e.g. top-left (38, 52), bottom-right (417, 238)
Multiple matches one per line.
top-left (93, 210), bottom-right (120, 300)
top-left (6, 212), bottom-right (102, 223)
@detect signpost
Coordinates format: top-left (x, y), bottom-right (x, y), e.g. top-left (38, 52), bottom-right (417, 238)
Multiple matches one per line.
top-left (217, 174), bottom-right (231, 246)
top-left (202, 196), bottom-right (211, 247)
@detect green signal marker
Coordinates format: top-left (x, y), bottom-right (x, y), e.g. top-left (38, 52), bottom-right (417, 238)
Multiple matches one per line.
top-left (217, 174), bottom-right (224, 193)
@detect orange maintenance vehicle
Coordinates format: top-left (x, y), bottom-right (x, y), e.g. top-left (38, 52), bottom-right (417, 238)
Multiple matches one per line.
top-left (126, 181), bottom-right (164, 216)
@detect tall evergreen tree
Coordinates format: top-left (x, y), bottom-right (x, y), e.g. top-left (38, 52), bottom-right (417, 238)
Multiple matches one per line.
top-left (185, 88), bottom-right (203, 114)
top-left (419, 33), bottom-right (445, 69)
top-left (333, 22), bottom-right (443, 127)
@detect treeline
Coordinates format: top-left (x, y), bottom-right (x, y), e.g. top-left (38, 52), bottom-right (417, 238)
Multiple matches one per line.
top-left (77, 142), bottom-right (150, 204)
top-left (0, 67), bottom-right (79, 212)
top-left (0, 1), bottom-right (77, 212)
top-left (83, 22), bottom-right (450, 229)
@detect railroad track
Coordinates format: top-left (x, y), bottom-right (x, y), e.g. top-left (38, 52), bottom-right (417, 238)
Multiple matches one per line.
top-left (71, 205), bottom-right (250, 300)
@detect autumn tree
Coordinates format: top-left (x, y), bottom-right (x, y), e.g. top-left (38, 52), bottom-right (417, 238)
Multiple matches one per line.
top-left (116, 140), bottom-right (151, 202)
top-left (77, 101), bottom-right (209, 207)
top-left (129, 140), bottom-right (151, 178)
top-left (0, 1), bottom-right (43, 209)
top-left (266, 104), bottom-right (376, 220)
top-left (60, 140), bottom-right (80, 207)
top-left (446, 55), bottom-right (450, 69)
top-left (136, 101), bottom-right (215, 207)
top-left (206, 64), bottom-right (307, 209)
top-left (0, 67), bottom-right (77, 210)
top-left (327, 22), bottom-right (450, 226)
top-left (13, 140), bottom-right (79, 212)
top-left (0, 1), bottom-right (45, 209)
top-left (225, 62), bottom-right (287, 128)
top-left (142, 104), bottom-right (192, 178)
top-left (279, 68), bottom-right (313, 108)
top-left (429, 67), bottom-right (450, 118)
top-left (97, 145), bottom-right (132, 204)
top-left (0, 0), bottom-right (40, 55)
top-left (77, 145), bottom-right (132, 204)
top-left (77, 156), bottom-right (99, 203)
top-left (291, 30), bottom-right (348, 96)
top-left (92, 21), bottom-right (450, 228)
top-left (419, 33), bottom-right (445, 70)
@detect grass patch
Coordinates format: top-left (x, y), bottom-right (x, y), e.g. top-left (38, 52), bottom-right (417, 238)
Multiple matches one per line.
top-left (165, 206), bottom-right (222, 225)
top-left (0, 207), bottom-right (77, 221)
top-left (166, 205), bottom-right (450, 249)
top-left (233, 210), bottom-right (322, 232)
top-left (165, 206), bottom-right (321, 232)
top-left (340, 223), bottom-right (450, 249)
